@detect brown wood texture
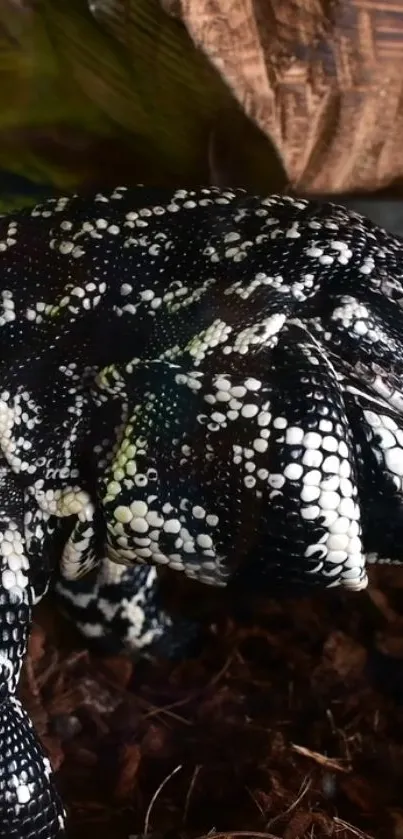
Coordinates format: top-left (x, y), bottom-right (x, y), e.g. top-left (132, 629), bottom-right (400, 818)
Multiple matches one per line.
top-left (178, 0), bottom-right (403, 193)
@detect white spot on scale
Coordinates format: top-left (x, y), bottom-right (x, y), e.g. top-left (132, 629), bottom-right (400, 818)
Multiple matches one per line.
top-left (304, 470), bottom-right (321, 486)
top-left (130, 518), bottom-right (149, 533)
top-left (319, 419), bottom-right (333, 433)
top-left (342, 568), bottom-right (366, 585)
top-left (257, 411), bottom-right (271, 427)
top-left (327, 534), bottom-right (348, 551)
top-left (283, 463), bottom-right (303, 481)
top-left (146, 511), bottom-right (164, 527)
top-left (303, 431), bottom-right (322, 449)
top-left (339, 478), bottom-right (353, 497)
top-left (2, 569), bottom-right (16, 589)
top-left (244, 378), bottom-right (261, 391)
top-left (328, 551), bottom-right (348, 565)
top-left (215, 377), bottom-right (231, 392)
top-left (302, 449), bottom-right (323, 468)
top-left (319, 491), bottom-right (340, 510)
top-left (385, 447), bottom-right (403, 476)
top-left (301, 506), bottom-right (320, 520)
top-left (285, 426), bottom-right (304, 445)
top-left (16, 784), bottom-right (32, 804)
top-left (382, 414), bottom-right (398, 432)
top-left (163, 519), bottom-right (181, 534)
top-left (114, 506), bottom-right (132, 523)
top-left (301, 485), bottom-right (320, 503)
top-left (348, 536), bottom-right (362, 555)
top-left (192, 506), bottom-right (206, 519)
top-left (329, 517), bottom-right (349, 534)
top-left (253, 438), bottom-right (268, 453)
top-left (322, 455), bottom-right (340, 473)
top-left (322, 436), bottom-right (338, 453)
top-left (339, 460), bottom-right (351, 478)
top-left (273, 417), bottom-right (287, 429)
top-left (241, 404), bottom-right (259, 418)
top-left (338, 497), bottom-right (356, 518)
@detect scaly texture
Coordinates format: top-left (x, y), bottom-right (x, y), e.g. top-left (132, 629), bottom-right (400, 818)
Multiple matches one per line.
top-left (1, 185), bottom-right (403, 836)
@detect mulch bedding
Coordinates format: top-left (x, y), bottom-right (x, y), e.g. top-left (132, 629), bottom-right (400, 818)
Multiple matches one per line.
top-left (20, 566), bottom-right (403, 839)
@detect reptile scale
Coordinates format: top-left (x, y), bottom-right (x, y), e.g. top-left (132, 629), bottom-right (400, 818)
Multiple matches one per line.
top-left (1, 185), bottom-right (403, 836)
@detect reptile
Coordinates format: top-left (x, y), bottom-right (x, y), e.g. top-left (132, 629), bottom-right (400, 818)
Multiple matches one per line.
top-left (1, 185), bottom-right (403, 837)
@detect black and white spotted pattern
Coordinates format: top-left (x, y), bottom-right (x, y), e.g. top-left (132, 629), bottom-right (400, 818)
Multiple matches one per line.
top-left (1, 185), bottom-right (403, 837)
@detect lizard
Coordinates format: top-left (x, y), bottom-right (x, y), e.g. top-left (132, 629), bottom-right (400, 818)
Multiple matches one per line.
top-left (1, 185), bottom-right (403, 837)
